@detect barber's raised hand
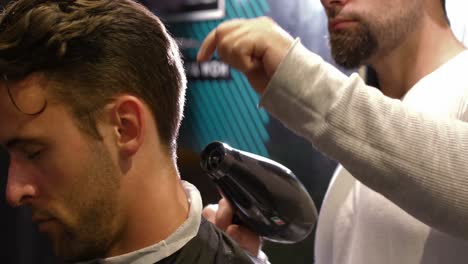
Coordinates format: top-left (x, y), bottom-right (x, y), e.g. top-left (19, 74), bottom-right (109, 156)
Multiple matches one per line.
top-left (197, 17), bottom-right (294, 94)
top-left (202, 198), bottom-right (262, 256)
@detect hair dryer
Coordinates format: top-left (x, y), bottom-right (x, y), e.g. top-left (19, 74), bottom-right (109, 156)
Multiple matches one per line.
top-left (200, 141), bottom-right (317, 244)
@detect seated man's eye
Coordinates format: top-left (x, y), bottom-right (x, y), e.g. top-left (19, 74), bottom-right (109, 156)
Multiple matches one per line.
top-left (26, 150), bottom-right (41, 160)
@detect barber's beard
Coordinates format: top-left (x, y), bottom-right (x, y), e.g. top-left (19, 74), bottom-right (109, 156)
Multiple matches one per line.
top-left (329, 21), bottom-right (377, 69)
top-left (328, 6), bottom-right (423, 70)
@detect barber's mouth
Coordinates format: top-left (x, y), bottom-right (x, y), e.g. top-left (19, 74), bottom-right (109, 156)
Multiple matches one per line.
top-left (330, 19), bottom-right (357, 31)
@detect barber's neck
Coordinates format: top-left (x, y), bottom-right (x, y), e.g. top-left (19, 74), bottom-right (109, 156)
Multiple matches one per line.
top-left (370, 15), bottom-right (465, 99)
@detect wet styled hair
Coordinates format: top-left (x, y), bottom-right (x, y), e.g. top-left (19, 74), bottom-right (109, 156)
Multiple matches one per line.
top-left (0, 0), bottom-right (186, 155)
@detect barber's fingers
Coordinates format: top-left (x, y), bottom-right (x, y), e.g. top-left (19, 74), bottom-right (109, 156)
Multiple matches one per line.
top-left (226, 224), bottom-right (262, 256)
top-left (197, 19), bottom-right (245, 62)
top-left (203, 199), bottom-right (262, 255)
top-left (215, 197), bottom-right (236, 231)
top-left (202, 203), bottom-right (218, 223)
top-left (215, 26), bottom-right (261, 72)
top-left (197, 17), bottom-right (293, 94)
top-left (197, 18), bottom-right (264, 73)
top-left (202, 198), bottom-right (235, 231)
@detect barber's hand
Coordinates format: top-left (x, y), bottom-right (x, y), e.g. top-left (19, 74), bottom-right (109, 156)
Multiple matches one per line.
top-left (203, 198), bottom-right (262, 256)
top-left (197, 17), bottom-right (294, 94)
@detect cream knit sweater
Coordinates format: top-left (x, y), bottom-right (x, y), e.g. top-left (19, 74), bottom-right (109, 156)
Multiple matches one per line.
top-left (261, 40), bottom-right (468, 263)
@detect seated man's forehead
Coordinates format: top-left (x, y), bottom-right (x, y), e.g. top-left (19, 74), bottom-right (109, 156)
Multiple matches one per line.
top-left (2, 73), bottom-right (48, 116)
top-left (0, 82), bottom-right (15, 115)
top-left (0, 74), bottom-right (49, 141)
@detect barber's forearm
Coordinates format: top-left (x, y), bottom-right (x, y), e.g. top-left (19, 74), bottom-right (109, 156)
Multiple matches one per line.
top-left (260, 41), bottom-right (468, 239)
top-left (260, 39), bottom-right (349, 137)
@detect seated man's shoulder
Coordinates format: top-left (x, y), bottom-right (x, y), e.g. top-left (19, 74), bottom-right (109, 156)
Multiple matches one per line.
top-left (157, 218), bottom-right (254, 264)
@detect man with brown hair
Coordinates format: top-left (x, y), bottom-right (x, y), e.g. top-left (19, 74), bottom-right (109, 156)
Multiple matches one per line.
top-left (0, 0), bottom-right (254, 263)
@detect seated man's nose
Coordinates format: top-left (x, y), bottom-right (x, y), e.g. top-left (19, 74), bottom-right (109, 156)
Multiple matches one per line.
top-left (6, 161), bottom-right (37, 207)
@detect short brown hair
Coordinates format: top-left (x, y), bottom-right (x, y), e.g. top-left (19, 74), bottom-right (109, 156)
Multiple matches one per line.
top-left (0, 0), bottom-right (186, 154)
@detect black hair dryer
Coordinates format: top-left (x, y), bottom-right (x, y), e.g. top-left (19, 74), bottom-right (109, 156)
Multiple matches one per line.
top-left (200, 141), bottom-right (318, 244)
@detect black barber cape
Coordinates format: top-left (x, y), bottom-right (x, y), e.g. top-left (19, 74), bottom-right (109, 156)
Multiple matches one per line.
top-left (157, 218), bottom-right (254, 264)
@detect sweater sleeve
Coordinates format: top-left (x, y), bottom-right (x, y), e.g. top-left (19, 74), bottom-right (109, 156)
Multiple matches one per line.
top-left (260, 40), bottom-right (468, 239)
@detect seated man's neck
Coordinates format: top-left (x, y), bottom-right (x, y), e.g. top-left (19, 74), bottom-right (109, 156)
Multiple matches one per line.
top-left (106, 157), bottom-right (190, 258)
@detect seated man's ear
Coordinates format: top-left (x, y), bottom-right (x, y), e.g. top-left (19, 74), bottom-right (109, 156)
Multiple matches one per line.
top-left (109, 95), bottom-right (145, 158)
